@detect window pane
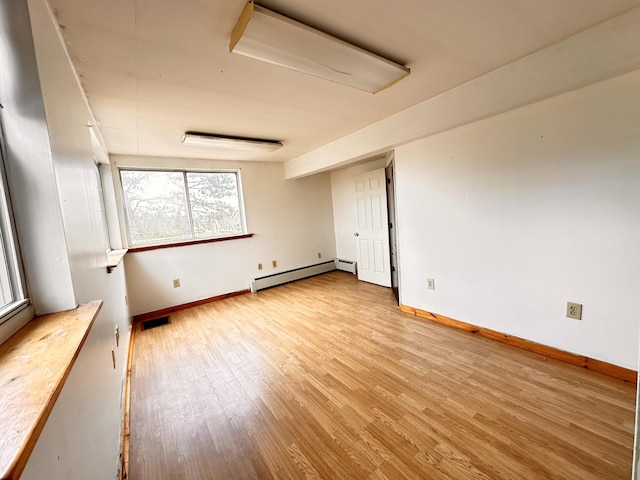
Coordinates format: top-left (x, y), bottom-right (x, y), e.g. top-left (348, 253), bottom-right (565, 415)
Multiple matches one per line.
top-left (0, 228), bottom-right (15, 306)
top-left (120, 171), bottom-right (191, 245)
top-left (0, 121), bottom-right (25, 316)
top-left (94, 164), bottom-right (111, 252)
top-left (187, 172), bottom-right (242, 238)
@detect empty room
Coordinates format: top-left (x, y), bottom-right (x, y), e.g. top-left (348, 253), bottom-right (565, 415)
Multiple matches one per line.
top-left (1, 0), bottom-right (640, 479)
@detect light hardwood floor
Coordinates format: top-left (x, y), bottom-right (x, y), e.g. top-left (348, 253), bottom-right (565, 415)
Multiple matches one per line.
top-left (129, 271), bottom-right (636, 479)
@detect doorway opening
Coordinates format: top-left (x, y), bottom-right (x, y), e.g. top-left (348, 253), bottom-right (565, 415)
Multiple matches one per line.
top-left (385, 154), bottom-right (399, 304)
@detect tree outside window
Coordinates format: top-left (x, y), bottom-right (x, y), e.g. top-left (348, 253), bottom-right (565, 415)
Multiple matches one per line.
top-left (120, 169), bottom-right (245, 246)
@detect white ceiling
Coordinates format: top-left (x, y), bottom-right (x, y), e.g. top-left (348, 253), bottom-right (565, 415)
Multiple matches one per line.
top-left (48, 0), bottom-right (640, 163)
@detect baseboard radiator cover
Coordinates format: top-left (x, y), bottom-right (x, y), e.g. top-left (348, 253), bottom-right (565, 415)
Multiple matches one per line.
top-left (251, 261), bottom-right (336, 292)
top-left (335, 258), bottom-right (357, 274)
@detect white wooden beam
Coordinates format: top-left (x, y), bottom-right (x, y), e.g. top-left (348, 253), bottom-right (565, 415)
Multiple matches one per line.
top-left (285, 6), bottom-right (640, 179)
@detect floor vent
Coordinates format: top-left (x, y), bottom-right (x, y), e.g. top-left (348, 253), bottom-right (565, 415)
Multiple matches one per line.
top-left (141, 316), bottom-right (170, 331)
top-left (251, 261), bottom-right (336, 292)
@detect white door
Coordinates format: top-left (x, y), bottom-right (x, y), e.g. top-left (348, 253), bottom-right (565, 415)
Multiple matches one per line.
top-left (354, 168), bottom-right (391, 287)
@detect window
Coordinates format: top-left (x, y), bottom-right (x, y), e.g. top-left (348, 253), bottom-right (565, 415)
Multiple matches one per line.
top-left (93, 162), bottom-right (111, 252)
top-left (0, 115), bottom-right (26, 320)
top-left (119, 169), bottom-right (245, 246)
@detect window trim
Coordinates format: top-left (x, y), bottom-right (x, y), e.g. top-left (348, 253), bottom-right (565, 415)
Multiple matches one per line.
top-left (118, 167), bottom-right (248, 248)
top-left (0, 107), bottom-right (28, 329)
top-left (93, 160), bottom-right (112, 254)
top-left (128, 232), bottom-right (254, 253)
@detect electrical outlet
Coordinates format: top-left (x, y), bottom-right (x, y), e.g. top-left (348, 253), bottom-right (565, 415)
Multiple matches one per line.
top-left (566, 302), bottom-right (582, 320)
top-left (172, 278), bottom-right (180, 288)
top-left (258, 263), bottom-right (263, 270)
top-left (317, 252), bottom-right (322, 259)
top-left (426, 278), bottom-right (435, 290)
top-left (272, 260), bottom-right (277, 268)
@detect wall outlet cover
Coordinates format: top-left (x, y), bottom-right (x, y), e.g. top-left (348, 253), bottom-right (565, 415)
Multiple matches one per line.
top-left (427, 278), bottom-right (435, 290)
top-left (566, 302), bottom-right (582, 320)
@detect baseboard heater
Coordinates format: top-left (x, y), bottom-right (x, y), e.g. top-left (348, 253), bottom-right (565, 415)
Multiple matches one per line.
top-left (335, 258), bottom-right (357, 274)
top-left (251, 260), bottom-right (336, 292)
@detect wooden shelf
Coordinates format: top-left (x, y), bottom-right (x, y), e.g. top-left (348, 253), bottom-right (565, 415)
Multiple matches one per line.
top-left (106, 249), bottom-right (128, 273)
top-left (0, 301), bottom-right (102, 480)
top-left (127, 233), bottom-right (254, 253)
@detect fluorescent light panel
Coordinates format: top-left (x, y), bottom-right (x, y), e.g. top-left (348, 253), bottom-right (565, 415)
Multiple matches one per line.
top-left (230, 3), bottom-right (410, 93)
top-left (182, 132), bottom-right (283, 152)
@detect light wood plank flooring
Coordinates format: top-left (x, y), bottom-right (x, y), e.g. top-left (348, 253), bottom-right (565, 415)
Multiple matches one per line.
top-left (129, 271), bottom-right (636, 479)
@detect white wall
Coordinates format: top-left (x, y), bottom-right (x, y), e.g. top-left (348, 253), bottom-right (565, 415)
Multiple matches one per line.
top-left (330, 157), bottom-right (387, 262)
top-left (21, 269), bottom-right (130, 480)
top-left (112, 155), bottom-right (336, 316)
top-left (395, 70), bottom-right (640, 369)
top-left (5, 1), bottom-right (132, 479)
top-left (0, 0), bottom-right (75, 315)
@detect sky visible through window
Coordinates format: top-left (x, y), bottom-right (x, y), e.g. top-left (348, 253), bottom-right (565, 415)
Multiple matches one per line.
top-left (120, 169), bottom-right (243, 246)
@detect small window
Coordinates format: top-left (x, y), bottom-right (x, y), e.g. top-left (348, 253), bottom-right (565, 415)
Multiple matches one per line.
top-left (93, 162), bottom-right (112, 253)
top-left (0, 115), bottom-right (26, 321)
top-left (119, 169), bottom-right (245, 246)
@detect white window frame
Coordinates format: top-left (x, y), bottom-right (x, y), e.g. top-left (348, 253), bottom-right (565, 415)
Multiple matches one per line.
top-left (118, 168), bottom-right (247, 248)
top-left (93, 161), bottom-right (112, 253)
top-left (0, 109), bottom-right (29, 336)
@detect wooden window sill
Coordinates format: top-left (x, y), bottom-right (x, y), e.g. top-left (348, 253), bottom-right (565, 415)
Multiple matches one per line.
top-left (128, 233), bottom-right (254, 252)
top-left (106, 249), bottom-right (128, 273)
top-left (0, 301), bottom-right (103, 480)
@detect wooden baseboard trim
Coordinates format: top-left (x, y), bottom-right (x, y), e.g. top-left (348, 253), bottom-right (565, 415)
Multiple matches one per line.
top-left (133, 289), bottom-right (251, 323)
top-left (121, 324), bottom-right (134, 480)
top-left (400, 304), bottom-right (637, 384)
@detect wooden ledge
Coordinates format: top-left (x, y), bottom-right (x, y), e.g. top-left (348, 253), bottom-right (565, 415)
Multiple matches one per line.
top-left (128, 233), bottom-right (254, 253)
top-left (106, 249), bottom-right (128, 273)
top-left (0, 300), bottom-right (103, 480)
top-left (400, 304), bottom-right (637, 384)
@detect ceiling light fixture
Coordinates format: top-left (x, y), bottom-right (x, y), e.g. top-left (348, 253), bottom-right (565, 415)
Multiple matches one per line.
top-left (229, 2), bottom-right (410, 93)
top-left (181, 132), bottom-right (283, 152)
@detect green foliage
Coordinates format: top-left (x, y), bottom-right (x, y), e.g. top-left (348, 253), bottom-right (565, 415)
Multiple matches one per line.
top-left (121, 170), bottom-right (243, 245)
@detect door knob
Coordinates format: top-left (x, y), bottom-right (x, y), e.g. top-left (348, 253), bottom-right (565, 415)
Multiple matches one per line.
top-left (354, 232), bottom-right (359, 236)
